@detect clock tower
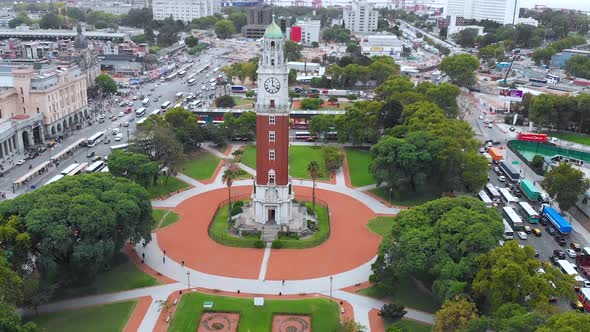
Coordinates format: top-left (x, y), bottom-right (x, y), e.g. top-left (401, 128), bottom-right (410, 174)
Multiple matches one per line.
top-left (251, 15), bottom-right (293, 226)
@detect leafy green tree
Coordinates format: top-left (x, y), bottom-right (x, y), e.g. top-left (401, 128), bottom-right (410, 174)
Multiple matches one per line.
top-left (322, 145), bottom-right (344, 173)
top-left (434, 296), bottom-right (478, 332)
top-left (335, 101), bottom-right (381, 146)
top-left (95, 74), bottom-right (117, 95)
top-left (451, 28), bottom-right (479, 48)
top-left (237, 111), bottom-right (257, 141)
top-left (310, 114), bottom-right (336, 142)
top-left (0, 254), bottom-right (23, 305)
top-left (473, 241), bottom-right (575, 310)
top-left (215, 19), bottom-right (236, 39)
top-left (300, 98), bottom-right (323, 110)
top-left (532, 47), bottom-right (556, 65)
top-left (121, 8), bottom-right (153, 28)
top-left (184, 36), bottom-right (199, 47)
top-left (228, 12), bottom-right (247, 31)
top-left (378, 303), bottom-right (407, 323)
top-left (478, 43), bottom-right (507, 63)
top-left (288, 69), bottom-right (297, 85)
top-left (307, 161), bottom-right (320, 212)
top-left (536, 311), bottom-right (590, 332)
top-left (565, 55), bottom-right (590, 79)
top-left (164, 107), bottom-right (206, 151)
top-left (531, 154), bottom-right (544, 173)
top-left (322, 26), bottom-right (351, 43)
top-left (439, 54), bottom-right (479, 87)
top-left (425, 83), bottom-right (460, 118)
top-left (132, 124), bottom-right (184, 182)
top-left (284, 41), bottom-right (302, 61)
top-left (39, 12), bottom-right (65, 29)
top-left (215, 95), bottom-right (236, 108)
top-left (542, 162), bottom-right (590, 211)
top-left (108, 150), bottom-right (159, 187)
top-left (0, 215), bottom-right (31, 274)
top-left (378, 99), bottom-right (404, 129)
top-left (0, 303), bottom-right (38, 332)
top-left (191, 15), bottom-right (220, 29)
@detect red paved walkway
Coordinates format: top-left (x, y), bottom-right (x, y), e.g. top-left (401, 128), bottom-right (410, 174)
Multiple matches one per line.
top-left (157, 185), bottom-right (381, 280)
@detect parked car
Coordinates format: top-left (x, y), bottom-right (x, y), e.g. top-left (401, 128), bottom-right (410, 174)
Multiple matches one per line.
top-left (86, 151), bottom-right (95, 158)
top-left (533, 228), bottom-right (542, 237)
top-left (570, 242), bottom-right (582, 251)
top-left (92, 156), bottom-right (102, 162)
top-left (498, 175), bottom-right (506, 182)
top-left (509, 126), bottom-right (516, 131)
top-left (123, 121), bottom-right (129, 127)
top-left (16, 159), bottom-right (25, 165)
top-left (553, 249), bottom-right (565, 259)
top-left (488, 123), bottom-right (493, 128)
top-left (549, 255), bottom-right (559, 265)
top-left (118, 112), bottom-right (124, 117)
top-left (104, 138), bottom-right (110, 144)
top-left (546, 227), bottom-right (556, 235)
top-left (114, 133), bottom-right (123, 141)
top-left (494, 167), bottom-right (501, 175)
top-left (566, 249), bottom-right (577, 258)
top-left (555, 235), bottom-right (566, 246)
top-left (517, 231), bottom-right (528, 240)
top-left (524, 225), bottom-right (532, 234)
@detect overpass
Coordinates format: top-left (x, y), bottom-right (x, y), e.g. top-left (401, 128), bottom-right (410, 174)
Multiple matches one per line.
top-left (0, 29), bottom-right (127, 41)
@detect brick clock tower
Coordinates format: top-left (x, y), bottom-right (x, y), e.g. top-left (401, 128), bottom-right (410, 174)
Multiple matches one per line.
top-left (251, 16), bottom-right (293, 226)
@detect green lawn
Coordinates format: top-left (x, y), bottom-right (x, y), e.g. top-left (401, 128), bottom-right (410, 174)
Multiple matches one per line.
top-left (152, 209), bottom-right (167, 229)
top-left (209, 201), bottom-right (330, 249)
top-left (32, 300), bottom-right (137, 332)
top-left (240, 144), bottom-right (257, 169)
top-left (345, 148), bottom-right (375, 187)
top-left (232, 96), bottom-right (254, 107)
top-left (356, 276), bottom-right (438, 313)
top-left (181, 150), bottom-right (220, 180)
top-left (160, 211), bottom-right (180, 228)
top-left (289, 145), bottom-right (329, 180)
top-left (236, 168), bottom-right (253, 179)
top-left (544, 132), bottom-right (590, 146)
top-left (367, 216), bottom-right (396, 239)
top-left (385, 319), bottom-right (433, 332)
top-left (146, 177), bottom-right (190, 199)
top-left (369, 187), bottom-right (439, 207)
top-left (54, 253), bottom-right (159, 300)
top-left (169, 292), bottom-right (339, 332)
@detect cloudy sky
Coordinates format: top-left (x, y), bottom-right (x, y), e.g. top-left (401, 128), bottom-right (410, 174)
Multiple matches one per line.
top-left (519, 0), bottom-right (590, 11)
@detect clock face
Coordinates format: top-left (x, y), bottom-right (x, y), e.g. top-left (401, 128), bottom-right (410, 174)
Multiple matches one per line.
top-left (264, 77), bottom-right (280, 94)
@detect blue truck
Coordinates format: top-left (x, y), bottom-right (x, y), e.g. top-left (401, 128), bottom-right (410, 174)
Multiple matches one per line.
top-left (499, 160), bottom-right (520, 182)
top-left (542, 205), bottom-right (572, 235)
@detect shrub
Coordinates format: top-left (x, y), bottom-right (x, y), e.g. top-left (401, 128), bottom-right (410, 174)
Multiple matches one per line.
top-left (254, 240), bottom-right (266, 248)
top-left (307, 220), bottom-right (317, 232)
top-left (271, 240), bottom-right (283, 249)
top-left (215, 95), bottom-right (235, 108)
top-left (231, 200), bottom-right (244, 216)
top-left (306, 206), bottom-right (315, 216)
top-left (300, 98), bottom-right (323, 110)
top-left (245, 90), bottom-right (255, 98)
top-left (323, 145), bottom-right (344, 172)
top-left (378, 303), bottom-right (407, 322)
top-left (346, 94), bottom-right (358, 100)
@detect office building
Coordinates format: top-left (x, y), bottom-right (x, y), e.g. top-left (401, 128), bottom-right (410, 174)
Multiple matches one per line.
top-left (241, 5), bottom-right (273, 38)
top-left (443, 0), bottom-right (519, 25)
top-left (292, 19), bottom-right (320, 46)
top-left (152, 0), bottom-right (220, 22)
top-left (343, 0), bottom-right (379, 35)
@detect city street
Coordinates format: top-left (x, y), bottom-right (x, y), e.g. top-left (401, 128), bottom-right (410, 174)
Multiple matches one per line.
top-left (0, 45), bottom-right (235, 197)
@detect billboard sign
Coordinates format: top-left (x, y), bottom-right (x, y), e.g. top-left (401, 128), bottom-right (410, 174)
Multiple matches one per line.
top-left (499, 88), bottom-right (523, 102)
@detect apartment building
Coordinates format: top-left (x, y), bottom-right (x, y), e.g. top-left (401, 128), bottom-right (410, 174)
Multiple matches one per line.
top-left (152, 0), bottom-right (221, 22)
top-left (343, 0), bottom-right (379, 35)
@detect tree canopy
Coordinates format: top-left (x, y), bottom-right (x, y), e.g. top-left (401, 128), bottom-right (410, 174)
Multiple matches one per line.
top-left (94, 74), bottom-right (117, 95)
top-left (542, 163), bottom-right (590, 211)
top-left (108, 150), bottom-right (159, 187)
top-left (438, 54), bottom-right (479, 87)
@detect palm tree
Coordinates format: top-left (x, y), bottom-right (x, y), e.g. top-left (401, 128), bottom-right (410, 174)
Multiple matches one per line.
top-left (222, 168), bottom-right (237, 222)
top-left (307, 161), bottom-right (320, 213)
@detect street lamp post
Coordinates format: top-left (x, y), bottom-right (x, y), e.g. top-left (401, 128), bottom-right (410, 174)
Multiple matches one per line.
top-left (187, 271), bottom-right (191, 291)
top-left (329, 276), bottom-right (333, 299)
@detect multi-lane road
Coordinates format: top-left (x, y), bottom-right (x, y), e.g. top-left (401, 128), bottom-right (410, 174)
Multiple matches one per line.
top-left (0, 45), bottom-right (234, 197)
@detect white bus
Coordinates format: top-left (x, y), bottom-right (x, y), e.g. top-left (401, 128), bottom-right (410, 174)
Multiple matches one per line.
top-left (45, 174), bottom-right (64, 186)
top-left (136, 118), bottom-right (147, 125)
top-left (557, 260), bottom-right (578, 276)
top-left (518, 201), bottom-right (540, 224)
top-left (142, 98), bottom-right (150, 106)
top-left (294, 131), bottom-right (313, 140)
top-left (151, 109), bottom-right (160, 117)
top-left (110, 143), bottom-right (129, 150)
top-left (498, 187), bottom-right (518, 207)
top-left (502, 219), bottom-right (514, 240)
top-left (485, 183), bottom-right (501, 203)
top-left (175, 92), bottom-right (184, 99)
top-left (86, 160), bottom-right (106, 173)
top-left (86, 131), bottom-right (105, 147)
top-left (60, 163), bottom-right (80, 175)
top-left (478, 190), bottom-right (493, 208)
top-left (135, 107), bottom-right (147, 117)
top-left (187, 73), bottom-right (197, 81)
top-left (187, 78), bottom-right (197, 86)
top-left (503, 206), bottom-right (524, 230)
top-left (67, 162), bottom-right (88, 176)
top-left (161, 101), bottom-right (172, 110)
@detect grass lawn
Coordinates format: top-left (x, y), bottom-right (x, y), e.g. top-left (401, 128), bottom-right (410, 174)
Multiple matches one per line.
top-left (236, 168), bottom-right (253, 179)
top-left (210, 201), bottom-right (330, 249)
top-left (240, 144), bottom-right (257, 169)
top-left (181, 150), bottom-right (220, 180)
top-left (369, 187), bottom-right (439, 207)
top-left (356, 276), bottom-right (438, 313)
top-left (544, 132), bottom-right (590, 146)
top-left (32, 300), bottom-right (137, 332)
top-left (367, 216), bottom-right (396, 239)
top-left (345, 148), bottom-right (375, 187)
top-left (152, 209), bottom-right (167, 229)
top-left (146, 177), bottom-right (189, 199)
top-left (160, 211), bottom-right (180, 228)
top-left (231, 96), bottom-right (254, 108)
top-left (385, 319), bottom-right (433, 332)
top-left (54, 253), bottom-right (159, 300)
top-left (169, 292), bottom-right (339, 332)
top-left (289, 145), bottom-right (329, 180)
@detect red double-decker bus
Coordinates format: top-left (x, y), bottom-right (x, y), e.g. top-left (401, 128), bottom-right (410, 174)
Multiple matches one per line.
top-left (518, 133), bottom-right (548, 143)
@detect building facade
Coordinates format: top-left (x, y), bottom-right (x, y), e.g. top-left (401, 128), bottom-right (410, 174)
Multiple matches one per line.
top-left (360, 33), bottom-right (404, 58)
top-left (152, 0), bottom-right (220, 22)
top-left (443, 0), bottom-right (519, 25)
top-left (293, 19), bottom-right (320, 46)
top-left (343, 0), bottom-right (379, 35)
top-left (551, 49), bottom-right (590, 68)
top-left (241, 5), bottom-right (273, 38)
top-left (252, 17), bottom-right (293, 225)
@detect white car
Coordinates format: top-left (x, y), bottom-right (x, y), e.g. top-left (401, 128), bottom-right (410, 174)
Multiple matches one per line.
top-left (488, 123), bottom-right (493, 128)
top-left (517, 231), bottom-right (528, 240)
top-left (566, 249), bottom-right (577, 258)
top-left (498, 176), bottom-right (506, 182)
top-left (16, 159), bottom-right (25, 165)
top-left (114, 133), bottom-right (123, 141)
top-left (118, 112), bottom-right (124, 117)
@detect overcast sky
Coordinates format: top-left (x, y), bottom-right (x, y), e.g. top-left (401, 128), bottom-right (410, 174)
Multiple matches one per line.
top-left (519, 0), bottom-right (590, 11)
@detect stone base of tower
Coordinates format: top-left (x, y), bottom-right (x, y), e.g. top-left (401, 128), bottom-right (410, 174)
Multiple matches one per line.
top-left (233, 183), bottom-right (315, 241)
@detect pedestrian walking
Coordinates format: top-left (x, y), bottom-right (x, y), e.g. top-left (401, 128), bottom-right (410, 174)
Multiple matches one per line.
top-left (142, 252), bottom-right (145, 259)
top-left (181, 260), bottom-right (185, 267)
top-left (163, 256), bottom-right (166, 264)
top-left (282, 280), bottom-right (285, 286)
top-left (163, 249), bottom-right (167, 256)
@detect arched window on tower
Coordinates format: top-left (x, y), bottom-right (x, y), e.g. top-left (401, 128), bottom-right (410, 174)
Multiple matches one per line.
top-left (271, 41), bottom-right (275, 50)
top-left (268, 169), bottom-right (276, 184)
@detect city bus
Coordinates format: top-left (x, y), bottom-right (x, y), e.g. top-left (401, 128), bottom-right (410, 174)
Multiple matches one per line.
top-left (578, 287), bottom-right (590, 312)
top-left (45, 174), bottom-right (64, 186)
top-left (187, 78), bottom-right (197, 86)
top-left (136, 118), bottom-right (147, 125)
top-left (503, 219), bottom-right (514, 240)
top-left (161, 101), bottom-right (172, 110)
top-left (135, 107), bottom-right (147, 117)
top-left (503, 206), bottom-right (524, 230)
top-left (518, 201), bottom-right (540, 223)
top-left (86, 131), bottom-right (105, 147)
top-left (546, 73), bottom-right (560, 83)
top-left (151, 109), bottom-right (160, 117)
top-left (142, 98), bottom-right (150, 107)
top-left (478, 190), bottom-right (493, 208)
top-left (66, 162), bottom-right (88, 176)
top-left (498, 187), bottom-right (518, 207)
top-left (60, 163), bottom-right (80, 176)
top-left (557, 260), bottom-right (578, 276)
top-left (110, 143), bottom-right (129, 150)
top-left (178, 70), bottom-right (187, 77)
top-left (86, 160), bottom-right (106, 173)
top-left (485, 183), bottom-right (501, 203)
top-left (294, 131), bottom-right (313, 140)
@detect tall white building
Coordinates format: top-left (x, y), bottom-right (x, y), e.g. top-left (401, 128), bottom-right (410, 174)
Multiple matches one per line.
top-left (294, 19), bottom-right (321, 46)
top-left (443, 0), bottom-right (519, 25)
top-left (152, 0), bottom-right (221, 22)
top-left (343, 0), bottom-right (379, 35)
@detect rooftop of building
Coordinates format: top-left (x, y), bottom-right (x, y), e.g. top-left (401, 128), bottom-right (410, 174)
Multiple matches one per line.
top-left (562, 49), bottom-right (590, 55)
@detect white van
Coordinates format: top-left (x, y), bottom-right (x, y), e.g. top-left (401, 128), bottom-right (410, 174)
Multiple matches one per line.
top-left (112, 128), bottom-right (120, 135)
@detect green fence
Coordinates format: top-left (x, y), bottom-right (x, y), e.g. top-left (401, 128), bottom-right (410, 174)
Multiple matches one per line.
top-left (508, 140), bottom-right (590, 163)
